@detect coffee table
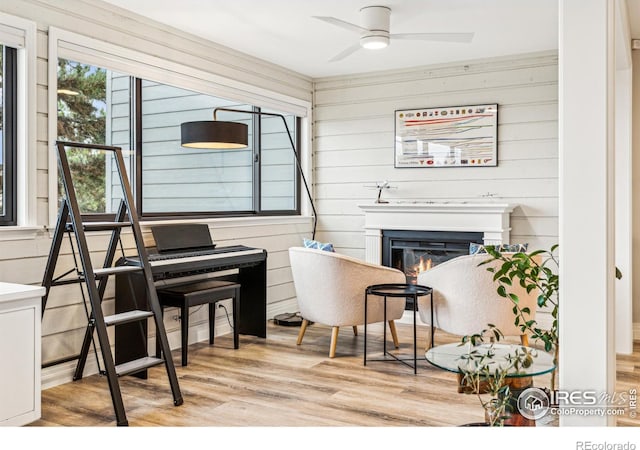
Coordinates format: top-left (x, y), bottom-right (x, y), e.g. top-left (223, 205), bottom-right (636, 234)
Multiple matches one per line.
top-left (426, 342), bottom-right (555, 379)
top-left (426, 342), bottom-right (556, 426)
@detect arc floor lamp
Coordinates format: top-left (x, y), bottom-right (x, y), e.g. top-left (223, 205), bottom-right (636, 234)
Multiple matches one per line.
top-left (180, 107), bottom-right (317, 239)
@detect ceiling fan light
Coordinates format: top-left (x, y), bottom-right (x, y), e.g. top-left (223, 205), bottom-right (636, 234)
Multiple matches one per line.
top-left (361, 35), bottom-right (389, 49)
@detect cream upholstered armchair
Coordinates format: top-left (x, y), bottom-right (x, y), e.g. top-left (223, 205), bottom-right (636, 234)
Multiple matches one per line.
top-left (416, 253), bottom-right (537, 348)
top-left (289, 247), bottom-right (406, 358)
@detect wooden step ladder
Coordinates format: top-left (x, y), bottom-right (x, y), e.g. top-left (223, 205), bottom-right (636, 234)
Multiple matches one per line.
top-left (41, 141), bottom-right (183, 426)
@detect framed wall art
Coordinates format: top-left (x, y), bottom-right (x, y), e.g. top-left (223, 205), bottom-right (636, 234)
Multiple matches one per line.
top-left (394, 104), bottom-right (498, 168)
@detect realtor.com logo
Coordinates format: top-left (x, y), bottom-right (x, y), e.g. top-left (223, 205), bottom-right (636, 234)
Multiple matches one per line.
top-left (517, 387), bottom-right (636, 420)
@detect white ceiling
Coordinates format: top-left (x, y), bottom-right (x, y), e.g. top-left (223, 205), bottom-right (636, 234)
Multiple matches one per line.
top-left (99, 0), bottom-right (639, 79)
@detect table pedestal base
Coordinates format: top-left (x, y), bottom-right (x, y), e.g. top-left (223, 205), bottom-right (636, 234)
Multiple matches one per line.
top-left (457, 373), bottom-right (536, 426)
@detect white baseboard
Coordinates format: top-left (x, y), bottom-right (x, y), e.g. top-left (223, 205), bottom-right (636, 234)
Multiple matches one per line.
top-left (42, 354), bottom-right (102, 390)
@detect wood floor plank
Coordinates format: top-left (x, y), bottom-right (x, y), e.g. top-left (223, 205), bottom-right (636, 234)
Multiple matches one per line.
top-left (29, 321), bottom-right (639, 427)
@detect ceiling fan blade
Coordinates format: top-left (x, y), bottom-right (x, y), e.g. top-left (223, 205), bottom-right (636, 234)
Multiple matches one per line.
top-left (313, 16), bottom-right (368, 34)
top-left (328, 43), bottom-right (362, 62)
top-left (391, 32), bottom-right (475, 43)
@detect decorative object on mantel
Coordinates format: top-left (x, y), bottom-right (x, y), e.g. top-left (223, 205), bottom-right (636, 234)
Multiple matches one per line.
top-left (394, 104), bottom-right (498, 168)
top-left (180, 107), bottom-right (317, 240)
top-left (364, 180), bottom-right (397, 204)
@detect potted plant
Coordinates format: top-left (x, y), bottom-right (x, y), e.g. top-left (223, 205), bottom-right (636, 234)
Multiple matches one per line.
top-left (458, 325), bottom-right (536, 426)
top-left (479, 245), bottom-right (559, 389)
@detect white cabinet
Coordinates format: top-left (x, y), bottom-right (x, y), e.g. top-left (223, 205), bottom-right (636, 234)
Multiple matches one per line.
top-left (0, 282), bottom-right (44, 426)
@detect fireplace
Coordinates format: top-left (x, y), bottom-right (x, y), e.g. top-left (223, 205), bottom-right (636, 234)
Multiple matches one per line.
top-left (382, 230), bottom-right (483, 309)
top-left (358, 202), bottom-right (514, 313)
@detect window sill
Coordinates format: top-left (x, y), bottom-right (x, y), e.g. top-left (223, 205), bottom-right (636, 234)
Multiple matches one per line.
top-left (42, 215), bottom-right (313, 239)
top-left (0, 226), bottom-right (44, 241)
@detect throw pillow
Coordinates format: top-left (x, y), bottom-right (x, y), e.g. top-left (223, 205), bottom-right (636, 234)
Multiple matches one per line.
top-left (303, 238), bottom-right (335, 252)
top-left (469, 243), bottom-right (528, 255)
top-left (469, 242), bottom-right (486, 255)
top-left (501, 243), bottom-right (529, 253)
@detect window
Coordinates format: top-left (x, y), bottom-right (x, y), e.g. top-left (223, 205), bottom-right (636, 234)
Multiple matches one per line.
top-left (0, 44), bottom-right (17, 225)
top-left (57, 59), bottom-right (300, 218)
top-left (57, 59), bottom-right (132, 214)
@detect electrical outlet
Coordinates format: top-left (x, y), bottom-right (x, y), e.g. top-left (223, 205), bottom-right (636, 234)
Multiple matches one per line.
top-left (172, 315), bottom-right (181, 321)
top-left (217, 303), bottom-right (224, 309)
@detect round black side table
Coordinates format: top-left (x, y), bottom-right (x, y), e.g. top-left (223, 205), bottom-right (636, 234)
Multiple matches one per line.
top-left (363, 283), bottom-right (433, 374)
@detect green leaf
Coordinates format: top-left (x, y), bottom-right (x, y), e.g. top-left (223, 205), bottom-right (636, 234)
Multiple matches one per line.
top-left (497, 285), bottom-right (507, 298)
top-left (526, 284), bottom-right (536, 294)
top-left (499, 277), bottom-right (512, 286)
top-left (537, 295), bottom-right (546, 307)
top-left (508, 293), bottom-right (519, 304)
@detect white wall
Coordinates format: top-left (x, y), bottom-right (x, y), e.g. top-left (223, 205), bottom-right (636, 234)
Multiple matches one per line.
top-left (0, 0), bottom-right (313, 387)
top-left (558, 0), bottom-right (616, 426)
top-left (632, 49), bottom-right (640, 326)
top-left (313, 52), bottom-right (559, 259)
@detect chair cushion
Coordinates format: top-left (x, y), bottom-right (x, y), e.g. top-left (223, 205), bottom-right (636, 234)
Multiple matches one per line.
top-left (303, 238), bottom-right (335, 252)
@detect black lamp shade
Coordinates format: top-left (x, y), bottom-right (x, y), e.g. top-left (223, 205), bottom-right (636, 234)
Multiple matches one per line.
top-left (181, 121), bottom-right (249, 149)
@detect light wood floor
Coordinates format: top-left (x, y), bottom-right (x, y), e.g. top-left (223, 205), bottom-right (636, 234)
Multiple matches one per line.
top-left (31, 321), bottom-right (639, 427)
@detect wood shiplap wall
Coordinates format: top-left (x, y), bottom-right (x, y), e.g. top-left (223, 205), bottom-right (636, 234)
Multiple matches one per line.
top-left (313, 52), bottom-right (559, 259)
top-left (0, 0), bottom-right (312, 387)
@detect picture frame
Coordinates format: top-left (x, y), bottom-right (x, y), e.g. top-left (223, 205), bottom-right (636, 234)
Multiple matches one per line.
top-left (394, 104), bottom-right (498, 168)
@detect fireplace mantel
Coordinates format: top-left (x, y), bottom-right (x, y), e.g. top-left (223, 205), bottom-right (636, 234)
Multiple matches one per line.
top-left (358, 202), bottom-right (515, 264)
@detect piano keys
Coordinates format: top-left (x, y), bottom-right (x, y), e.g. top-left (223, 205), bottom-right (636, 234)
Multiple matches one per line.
top-left (123, 245), bottom-right (267, 280)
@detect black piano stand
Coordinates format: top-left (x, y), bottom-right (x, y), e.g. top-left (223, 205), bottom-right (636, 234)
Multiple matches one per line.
top-left (114, 252), bottom-right (267, 378)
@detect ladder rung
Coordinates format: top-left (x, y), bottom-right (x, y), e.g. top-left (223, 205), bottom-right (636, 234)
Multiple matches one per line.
top-left (83, 222), bottom-right (132, 231)
top-left (91, 266), bottom-right (143, 278)
top-left (65, 221), bottom-right (132, 232)
top-left (104, 310), bottom-right (154, 327)
top-left (115, 357), bottom-right (165, 377)
top-left (51, 277), bottom-right (85, 286)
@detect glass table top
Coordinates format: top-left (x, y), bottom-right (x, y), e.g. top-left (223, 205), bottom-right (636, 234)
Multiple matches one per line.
top-left (425, 342), bottom-right (556, 378)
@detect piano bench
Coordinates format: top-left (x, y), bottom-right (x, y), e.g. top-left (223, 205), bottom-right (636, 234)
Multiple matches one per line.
top-left (155, 279), bottom-right (241, 366)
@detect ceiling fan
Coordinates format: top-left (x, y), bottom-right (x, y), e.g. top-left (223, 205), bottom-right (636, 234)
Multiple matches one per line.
top-left (313, 5), bottom-right (474, 62)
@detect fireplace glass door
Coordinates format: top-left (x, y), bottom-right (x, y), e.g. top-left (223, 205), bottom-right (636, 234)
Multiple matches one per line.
top-left (382, 230), bottom-right (483, 309)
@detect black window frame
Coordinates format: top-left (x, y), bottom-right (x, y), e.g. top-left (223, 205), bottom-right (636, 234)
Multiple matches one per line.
top-left (56, 66), bottom-right (302, 221)
top-left (132, 77), bottom-right (301, 221)
top-left (0, 45), bottom-right (17, 226)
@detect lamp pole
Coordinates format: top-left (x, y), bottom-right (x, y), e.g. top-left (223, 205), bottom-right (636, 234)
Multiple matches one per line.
top-left (213, 107), bottom-right (317, 240)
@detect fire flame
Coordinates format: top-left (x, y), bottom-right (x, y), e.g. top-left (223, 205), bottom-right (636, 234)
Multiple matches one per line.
top-left (405, 256), bottom-right (434, 284)
top-left (417, 257), bottom-right (432, 273)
